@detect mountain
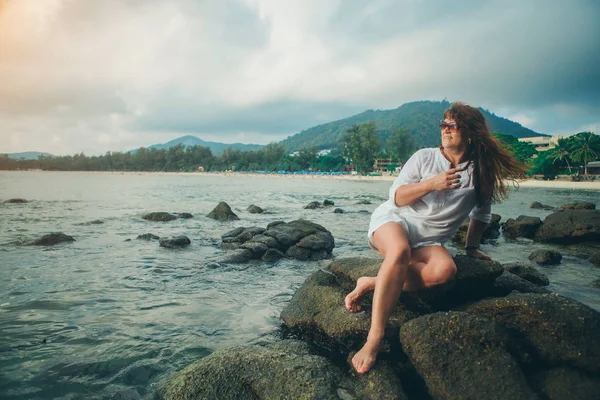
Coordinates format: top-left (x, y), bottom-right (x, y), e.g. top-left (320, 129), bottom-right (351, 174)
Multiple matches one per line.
top-left (4, 151), bottom-right (54, 160)
top-left (138, 135), bottom-right (263, 155)
top-left (281, 100), bottom-right (548, 152)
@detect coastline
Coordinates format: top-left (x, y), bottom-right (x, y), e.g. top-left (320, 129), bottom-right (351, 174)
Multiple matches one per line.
top-left (4, 169), bottom-right (600, 190)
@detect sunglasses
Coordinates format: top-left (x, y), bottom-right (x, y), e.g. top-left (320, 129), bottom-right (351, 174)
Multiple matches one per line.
top-left (439, 120), bottom-right (459, 130)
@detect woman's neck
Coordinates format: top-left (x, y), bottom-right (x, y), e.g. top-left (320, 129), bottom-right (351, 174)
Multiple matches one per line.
top-left (440, 147), bottom-right (468, 167)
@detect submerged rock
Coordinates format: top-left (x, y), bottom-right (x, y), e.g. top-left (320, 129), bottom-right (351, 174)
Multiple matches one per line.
top-left (23, 232), bottom-right (75, 246)
top-left (159, 236), bottom-right (191, 248)
top-left (304, 201), bottom-right (322, 209)
top-left (247, 204), bottom-right (264, 214)
top-left (333, 208), bottom-right (345, 214)
top-left (176, 213), bottom-right (193, 219)
top-left (207, 202), bottom-right (239, 221)
top-left (142, 212), bottom-right (177, 222)
top-left (4, 198), bottom-right (29, 203)
top-left (137, 233), bottom-right (159, 241)
top-left (529, 249), bottom-right (562, 265)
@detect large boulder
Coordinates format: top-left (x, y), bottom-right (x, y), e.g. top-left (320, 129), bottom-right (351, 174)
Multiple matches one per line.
top-left (503, 215), bottom-right (543, 239)
top-left (465, 293), bottom-right (600, 374)
top-left (159, 340), bottom-right (407, 400)
top-left (23, 232), bottom-right (75, 246)
top-left (207, 202), bottom-right (239, 221)
top-left (142, 212), bottom-right (178, 222)
top-left (400, 312), bottom-right (537, 400)
top-left (535, 210), bottom-right (600, 244)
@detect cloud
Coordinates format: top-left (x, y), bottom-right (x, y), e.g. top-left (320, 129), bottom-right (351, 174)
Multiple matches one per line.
top-left (0, 0), bottom-right (598, 155)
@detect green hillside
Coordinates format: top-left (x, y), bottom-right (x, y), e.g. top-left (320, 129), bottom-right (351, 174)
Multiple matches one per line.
top-left (281, 100), bottom-right (546, 152)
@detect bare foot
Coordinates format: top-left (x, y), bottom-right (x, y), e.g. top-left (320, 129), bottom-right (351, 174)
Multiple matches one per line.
top-left (351, 339), bottom-right (381, 374)
top-left (344, 277), bottom-right (375, 312)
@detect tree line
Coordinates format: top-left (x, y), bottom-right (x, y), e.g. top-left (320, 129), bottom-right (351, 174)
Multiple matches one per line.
top-left (1, 123), bottom-right (598, 176)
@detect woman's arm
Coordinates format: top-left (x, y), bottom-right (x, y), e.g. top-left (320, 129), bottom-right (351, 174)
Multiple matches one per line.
top-left (393, 167), bottom-right (465, 207)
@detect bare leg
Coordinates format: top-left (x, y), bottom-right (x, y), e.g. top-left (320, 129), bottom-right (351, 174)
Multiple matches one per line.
top-left (352, 223), bottom-right (411, 374)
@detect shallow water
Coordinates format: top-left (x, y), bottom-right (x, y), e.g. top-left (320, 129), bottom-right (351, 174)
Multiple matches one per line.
top-left (1, 171), bottom-right (599, 399)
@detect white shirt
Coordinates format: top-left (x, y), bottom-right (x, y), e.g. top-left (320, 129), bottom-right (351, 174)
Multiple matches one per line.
top-left (369, 148), bottom-right (491, 246)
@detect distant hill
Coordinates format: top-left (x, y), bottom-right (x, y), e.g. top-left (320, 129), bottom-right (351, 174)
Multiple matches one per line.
top-left (4, 151), bottom-right (54, 160)
top-left (136, 135), bottom-right (263, 155)
top-left (281, 100), bottom-right (548, 152)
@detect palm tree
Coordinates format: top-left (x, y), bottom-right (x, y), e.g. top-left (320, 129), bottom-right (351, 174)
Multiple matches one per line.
top-left (547, 139), bottom-right (573, 175)
top-left (570, 132), bottom-right (600, 176)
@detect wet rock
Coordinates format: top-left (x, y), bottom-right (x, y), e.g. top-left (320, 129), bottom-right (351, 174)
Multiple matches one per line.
top-left (142, 212), bottom-right (177, 222)
top-left (240, 241), bottom-right (269, 258)
top-left (304, 201), bottom-right (322, 209)
top-left (559, 201), bottom-right (596, 210)
top-left (529, 367), bottom-right (600, 400)
top-left (503, 215), bottom-right (543, 239)
top-left (78, 220), bottom-right (104, 225)
top-left (4, 198), bottom-right (29, 203)
top-left (492, 271), bottom-right (551, 296)
top-left (261, 248), bottom-right (286, 262)
top-left (529, 249), bottom-right (562, 265)
top-left (356, 200), bottom-right (372, 205)
top-left (333, 208), bottom-right (345, 213)
top-left (400, 312), bottom-right (537, 400)
top-left (266, 220), bottom-right (285, 229)
top-left (530, 201), bottom-right (555, 210)
top-left (247, 204), bottom-right (264, 214)
top-left (588, 252), bottom-right (600, 266)
top-left (24, 232), bottom-right (75, 246)
top-left (159, 236), bottom-right (191, 248)
top-left (263, 219), bottom-right (335, 261)
top-left (323, 199), bottom-right (335, 206)
top-left (535, 210), bottom-right (600, 244)
top-left (159, 340), bottom-right (407, 400)
top-left (206, 201), bottom-right (239, 221)
top-left (176, 213), bottom-right (193, 219)
top-left (137, 233), bottom-right (159, 241)
top-left (451, 214), bottom-right (501, 244)
top-left (465, 292), bottom-right (600, 373)
top-left (503, 263), bottom-right (550, 286)
top-left (222, 249), bottom-right (253, 263)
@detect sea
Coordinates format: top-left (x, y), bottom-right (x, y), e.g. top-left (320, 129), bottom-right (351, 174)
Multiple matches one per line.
top-left (1, 171), bottom-right (599, 399)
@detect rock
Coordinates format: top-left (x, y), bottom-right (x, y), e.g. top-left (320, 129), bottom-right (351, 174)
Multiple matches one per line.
top-left (465, 292), bottom-right (600, 373)
top-left (221, 227), bottom-right (245, 241)
top-left (159, 236), bottom-right (191, 248)
top-left (159, 340), bottom-right (407, 400)
top-left (222, 249), bottom-right (253, 263)
top-left (492, 271), bottom-right (551, 296)
top-left (247, 204), bottom-right (264, 214)
top-left (237, 227), bottom-right (266, 242)
top-left (588, 252), bottom-right (600, 266)
top-left (240, 241), bottom-right (269, 258)
top-left (142, 212), bottom-right (177, 222)
top-left (261, 248), bottom-right (285, 262)
top-left (356, 200), bottom-right (372, 204)
top-left (452, 215), bottom-right (501, 244)
top-left (530, 201), bottom-right (555, 210)
top-left (280, 269), bottom-right (422, 350)
top-left (323, 199), bottom-right (335, 206)
top-left (400, 312), bottom-right (537, 400)
top-left (4, 198), bottom-right (28, 203)
top-left (503, 263), bottom-right (550, 286)
top-left (503, 215), bottom-right (543, 239)
top-left (535, 210), bottom-right (600, 244)
top-left (79, 220), bottom-right (104, 225)
top-left (207, 202), bottom-right (239, 221)
top-left (177, 213), bottom-right (193, 219)
top-left (528, 249), bottom-right (562, 265)
top-left (137, 233), bottom-right (159, 241)
top-left (559, 201), bottom-right (596, 210)
top-left (529, 367), bottom-right (600, 400)
top-left (24, 232), bottom-right (75, 246)
top-left (304, 201), bottom-right (322, 209)
top-left (333, 208), bottom-right (344, 214)
top-left (266, 220), bottom-right (285, 229)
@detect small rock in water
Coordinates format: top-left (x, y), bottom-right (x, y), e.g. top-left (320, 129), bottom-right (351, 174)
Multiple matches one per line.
top-left (304, 201), bottom-right (321, 209)
top-left (356, 199), bottom-right (372, 205)
top-left (159, 236), bottom-right (191, 248)
top-left (529, 249), bottom-right (562, 265)
top-left (559, 202), bottom-right (596, 210)
top-left (323, 199), bottom-right (335, 206)
top-left (177, 213), bottom-right (193, 219)
top-left (530, 201), bottom-right (555, 210)
top-left (137, 233), bottom-right (159, 241)
top-left (142, 212), bottom-right (177, 222)
top-left (247, 204), bottom-right (264, 214)
top-left (207, 202), bottom-right (239, 221)
top-left (24, 232), bottom-right (75, 246)
top-left (4, 198), bottom-right (29, 204)
top-left (333, 208), bottom-right (345, 214)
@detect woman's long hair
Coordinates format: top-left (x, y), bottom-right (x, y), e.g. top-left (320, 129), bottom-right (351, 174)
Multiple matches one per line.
top-left (443, 102), bottom-right (528, 206)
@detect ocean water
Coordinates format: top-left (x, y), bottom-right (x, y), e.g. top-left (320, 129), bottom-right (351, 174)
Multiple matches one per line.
top-left (1, 171), bottom-right (599, 399)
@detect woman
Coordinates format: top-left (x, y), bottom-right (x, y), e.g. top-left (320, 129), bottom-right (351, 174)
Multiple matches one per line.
top-left (347, 102), bottom-right (528, 374)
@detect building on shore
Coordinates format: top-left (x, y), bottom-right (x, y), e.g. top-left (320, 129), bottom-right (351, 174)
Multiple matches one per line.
top-left (518, 136), bottom-right (564, 152)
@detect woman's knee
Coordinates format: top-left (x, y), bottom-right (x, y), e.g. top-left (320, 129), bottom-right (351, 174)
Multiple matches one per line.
top-left (384, 247), bottom-right (411, 266)
top-left (431, 260), bottom-right (457, 284)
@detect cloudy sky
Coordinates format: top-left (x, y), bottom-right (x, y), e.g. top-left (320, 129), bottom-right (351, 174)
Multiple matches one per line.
top-left (1, 0), bottom-right (599, 156)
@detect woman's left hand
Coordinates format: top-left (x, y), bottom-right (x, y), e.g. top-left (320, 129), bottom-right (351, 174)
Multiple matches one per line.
top-left (466, 248), bottom-right (491, 260)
